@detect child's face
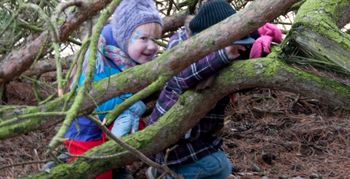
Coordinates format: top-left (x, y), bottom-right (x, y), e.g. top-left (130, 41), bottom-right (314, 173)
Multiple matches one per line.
top-left (127, 23), bottom-right (162, 64)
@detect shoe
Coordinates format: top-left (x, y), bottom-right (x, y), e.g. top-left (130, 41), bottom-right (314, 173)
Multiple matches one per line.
top-left (40, 161), bottom-right (55, 173)
top-left (40, 153), bottom-right (70, 173)
top-left (57, 153), bottom-right (70, 163)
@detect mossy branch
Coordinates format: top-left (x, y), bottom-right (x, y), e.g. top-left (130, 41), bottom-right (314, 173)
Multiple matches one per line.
top-left (63, 38), bottom-right (90, 94)
top-left (47, 0), bottom-right (123, 152)
top-left (282, 0), bottom-right (350, 74)
top-left (0, 112), bottom-right (66, 128)
top-left (104, 75), bottom-right (169, 126)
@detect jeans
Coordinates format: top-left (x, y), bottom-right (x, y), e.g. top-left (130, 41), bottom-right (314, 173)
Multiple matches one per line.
top-left (169, 151), bottom-right (233, 179)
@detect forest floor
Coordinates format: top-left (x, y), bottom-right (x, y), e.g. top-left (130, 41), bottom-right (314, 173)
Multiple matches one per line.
top-left (0, 81), bottom-right (350, 178)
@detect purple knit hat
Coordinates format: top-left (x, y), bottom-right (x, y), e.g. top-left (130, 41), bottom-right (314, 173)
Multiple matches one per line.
top-left (111, 0), bottom-right (163, 53)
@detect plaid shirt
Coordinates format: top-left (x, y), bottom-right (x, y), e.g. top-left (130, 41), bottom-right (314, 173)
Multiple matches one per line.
top-left (145, 27), bottom-right (231, 166)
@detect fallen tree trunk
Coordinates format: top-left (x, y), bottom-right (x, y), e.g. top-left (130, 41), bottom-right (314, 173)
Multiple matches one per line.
top-left (282, 0), bottom-right (350, 74)
top-left (2, 54), bottom-right (350, 140)
top-left (28, 57), bottom-right (350, 178)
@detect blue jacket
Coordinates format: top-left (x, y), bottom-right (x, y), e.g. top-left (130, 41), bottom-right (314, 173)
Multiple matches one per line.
top-left (64, 24), bottom-right (145, 141)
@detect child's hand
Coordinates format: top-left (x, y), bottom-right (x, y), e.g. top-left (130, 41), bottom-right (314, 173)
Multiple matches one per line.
top-left (111, 113), bottom-right (140, 137)
top-left (131, 117), bottom-right (140, 133)
top-left (249, 35), bottom-right (273, 58)
top-left (224, 45), bottom-right (246, 60)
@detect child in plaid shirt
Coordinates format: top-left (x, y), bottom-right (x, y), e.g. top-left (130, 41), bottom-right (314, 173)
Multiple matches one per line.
top-left (145, 0), bottom-right (255, 178)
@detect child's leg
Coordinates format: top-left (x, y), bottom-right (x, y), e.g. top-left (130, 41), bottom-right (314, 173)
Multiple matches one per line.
top-left (169, 151), bottom-right (233, 179)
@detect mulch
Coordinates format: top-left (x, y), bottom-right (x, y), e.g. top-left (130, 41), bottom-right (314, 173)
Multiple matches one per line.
top-left (224, 89), bottom-right (350, 178)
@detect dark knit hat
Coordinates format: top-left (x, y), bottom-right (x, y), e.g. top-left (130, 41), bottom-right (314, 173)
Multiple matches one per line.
top-left (189, 0), bottom-right (255, 45)
top-left (189, 0), bottom-right (235, 34)
top-left (111, 0), bottom-right (163, 53)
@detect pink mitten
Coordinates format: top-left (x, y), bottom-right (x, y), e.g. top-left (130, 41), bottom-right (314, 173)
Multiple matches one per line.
top-left (249, 35), bottom-right (272, 59)
top-left (258, 23), bottom-right (282, 43)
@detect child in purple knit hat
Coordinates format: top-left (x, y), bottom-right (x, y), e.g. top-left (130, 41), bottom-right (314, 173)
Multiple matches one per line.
top-left (62, 0), bottom-right (163, 178)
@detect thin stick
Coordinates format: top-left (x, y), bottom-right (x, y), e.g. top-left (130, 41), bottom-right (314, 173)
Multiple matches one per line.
top-left (88, 115), bottom-right (181, 179)
top-left (0, 160), bottom-right (50, 171)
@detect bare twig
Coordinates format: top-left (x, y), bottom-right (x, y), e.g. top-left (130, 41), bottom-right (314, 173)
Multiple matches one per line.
top-left (0, 160), bottom-right (51, 171)
top-left (88, 115), bottom-right (181, 179)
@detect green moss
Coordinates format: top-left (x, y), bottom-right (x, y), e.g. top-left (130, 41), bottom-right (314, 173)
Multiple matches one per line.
top-left (284, 0), bottom-right (350, 74)
top-left (75, 161), bottom-right (91, 174)
top-left (293, 0), bottom-right (350, 48)
top-left (262, 59), bottom-right (283, 78)
top-left (280, 60), bottom-right (350, 98)
top-left (218, 58), bottom-right (281, 87)
top-left (0, 117), bottom-right (42, 140)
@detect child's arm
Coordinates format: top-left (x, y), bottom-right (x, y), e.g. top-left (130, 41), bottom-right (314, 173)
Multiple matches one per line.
top-left (166, 50), bottom-right (229, 92)
top-left (166, 30), bottom-right (232, 92)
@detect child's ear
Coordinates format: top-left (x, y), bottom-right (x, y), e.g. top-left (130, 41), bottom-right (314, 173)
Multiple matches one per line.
top-left (185, 15), bottom-right (195, 25)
